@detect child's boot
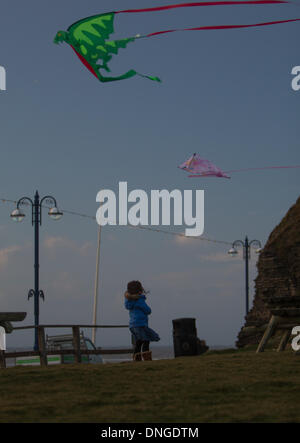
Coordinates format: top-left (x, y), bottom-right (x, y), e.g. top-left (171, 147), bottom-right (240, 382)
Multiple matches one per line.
top-left (133, 352), bottom-right (142, 362)
top-left (142, 351), bottom-right (152, 361)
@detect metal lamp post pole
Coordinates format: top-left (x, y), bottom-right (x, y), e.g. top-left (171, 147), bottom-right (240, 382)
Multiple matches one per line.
top-left (13, 191), bottom-right (62, 351)
top-left (92, 224), bottom-right (102, 345)
top-left (244, 236), bottom-right (249, 316)
top-left (34, 191), bottom-right (40, 351)
top-left (230, 236), bottom-right (262, 317)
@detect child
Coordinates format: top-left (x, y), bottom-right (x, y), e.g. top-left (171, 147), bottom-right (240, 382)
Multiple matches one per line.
top-left (124, 280), bottom-right (160, 361)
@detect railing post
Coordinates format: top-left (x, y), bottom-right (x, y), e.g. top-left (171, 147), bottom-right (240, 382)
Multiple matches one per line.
top-left (0, 350), bottom-right (6, 369)
top-left (38, 326), bottom-right (48, 367)
top-left (277, 329), bottom-right (291, 352)
top-left (72, 326), bottom-right (82, 364)
top-left (256, 315), bottom-right (279, 353)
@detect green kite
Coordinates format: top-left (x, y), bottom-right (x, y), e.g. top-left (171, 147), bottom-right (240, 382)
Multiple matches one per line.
top-left (54, 12), bottom-right (161, 83)
top-left (54, 2), bottom-right (300, 84)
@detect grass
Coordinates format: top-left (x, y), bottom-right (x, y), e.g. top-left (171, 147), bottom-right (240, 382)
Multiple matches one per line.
top-left (1, 348), bottom-right (300, 423)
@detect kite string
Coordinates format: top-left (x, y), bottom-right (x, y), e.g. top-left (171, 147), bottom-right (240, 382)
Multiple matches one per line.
top-left (0, 197), bottom-right (232, 245)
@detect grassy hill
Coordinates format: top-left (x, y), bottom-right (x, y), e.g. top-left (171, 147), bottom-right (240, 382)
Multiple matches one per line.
top-left (1, 348), bottom-right (300, 423)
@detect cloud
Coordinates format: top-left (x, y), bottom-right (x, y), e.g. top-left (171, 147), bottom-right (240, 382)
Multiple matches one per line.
top-left (50, 271), bottom-right (78, 293)
top-left (44, 236), bottom-right (73, 250)
top-left (174, 235), bottom-right (193, 245)
top-left (44, 236), bottom-right (93, 257)
top-left (153, 269), bottom-right (198, 290)
top-left (0, 245), bottom-right (21, 269)
top-left (173, 234), bottom-right (215, 253)
top-left (201, 251), bottom-right (242, 264)
top-left (200, 251), bottom-right (260, 265)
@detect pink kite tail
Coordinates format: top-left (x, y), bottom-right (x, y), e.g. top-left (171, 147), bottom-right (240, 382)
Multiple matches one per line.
top-left (188, 173), bottom-right (231, 178)
top-left (187, 165), bottom-right (300, 177)
top-left (224, 165), bottom-right (300, 173)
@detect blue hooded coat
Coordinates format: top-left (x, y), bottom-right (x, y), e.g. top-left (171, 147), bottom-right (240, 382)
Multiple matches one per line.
top-left (125, 295), bottom-right (151, 328)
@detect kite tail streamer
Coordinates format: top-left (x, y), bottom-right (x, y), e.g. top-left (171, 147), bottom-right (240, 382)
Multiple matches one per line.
top-left (188, 173), bottom-right (231, 178)
top-left (98, 69), bottom-right (138, 82)
top-left (143, 17), bottom-right (300, 38)
top-left (116, 0), bottom-right (289, 14)
top-left (189, 165), bottom-right (300, 177)
top-left (100, 70), bottom-right (161, 82)
top-left (224, 165), bottom-right (300, 173)
top-left (136, 73), bottom-right (162, 82)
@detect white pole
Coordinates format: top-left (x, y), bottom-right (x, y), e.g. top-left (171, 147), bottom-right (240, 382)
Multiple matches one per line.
top-left (92, 224), bottom-right (101, 345)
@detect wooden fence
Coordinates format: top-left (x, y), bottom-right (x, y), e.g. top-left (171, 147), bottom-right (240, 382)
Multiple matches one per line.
top-left (0, 324), bottom-right (133, 369)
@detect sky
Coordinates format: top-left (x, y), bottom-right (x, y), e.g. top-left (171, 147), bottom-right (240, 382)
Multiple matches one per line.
top-left (0, 0), bottom-right (299, 349)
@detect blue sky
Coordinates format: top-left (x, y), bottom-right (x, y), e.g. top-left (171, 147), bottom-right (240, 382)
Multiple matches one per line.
top-left (0, 0), bottom-right (299, 349)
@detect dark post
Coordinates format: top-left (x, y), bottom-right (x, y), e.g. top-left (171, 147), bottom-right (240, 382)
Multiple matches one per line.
top-left (37, 326), bottom-right (48, 367)
top-left (172, 318), bottom-right (208, 357)
top-left (244, 236), bottom-right (249, 316)
top-left (72, 326), bottom-right (82, 364)
top-left (34, 191), bottom-right (40, 351)
top-left (0, 351), bottom-right (6, 369)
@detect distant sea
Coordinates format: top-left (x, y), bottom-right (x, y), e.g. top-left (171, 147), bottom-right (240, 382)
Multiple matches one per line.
top-left (5, 345), bottom-right (233, 366)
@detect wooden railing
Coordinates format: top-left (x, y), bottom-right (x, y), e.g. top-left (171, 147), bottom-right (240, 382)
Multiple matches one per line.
top-left (0, 324), bottom-right (133, 368)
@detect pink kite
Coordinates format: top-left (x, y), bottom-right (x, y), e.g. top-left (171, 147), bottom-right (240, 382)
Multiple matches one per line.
top-left (179, 153), bottom-right (231, 178)
top-left (179, 153), bottom-right (300, 178)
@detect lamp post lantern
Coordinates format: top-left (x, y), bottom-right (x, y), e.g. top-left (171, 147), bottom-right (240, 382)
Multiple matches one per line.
top-left (228, 236), bottom-right (262, 316)
top-left (11, 191), bottom-right (63, 351)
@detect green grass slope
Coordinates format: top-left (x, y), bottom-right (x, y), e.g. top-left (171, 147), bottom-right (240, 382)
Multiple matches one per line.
top-left (1, 349), bottom-right (300, 423)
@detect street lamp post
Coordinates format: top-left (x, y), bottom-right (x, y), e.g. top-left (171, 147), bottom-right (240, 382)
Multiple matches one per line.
top-left (11, 191), bottom-right (63, 351)
top-left (228, 236), bottom-right (262, 316)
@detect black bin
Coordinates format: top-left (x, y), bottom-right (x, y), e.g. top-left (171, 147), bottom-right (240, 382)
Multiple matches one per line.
top-left (172, 318), bottom-right (199, 357)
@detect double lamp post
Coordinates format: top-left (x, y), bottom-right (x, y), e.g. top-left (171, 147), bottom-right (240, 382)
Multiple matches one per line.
top-left (11, 191), bottom-right (63, 351)
top-left (228, 236), bottom-right (262, 316)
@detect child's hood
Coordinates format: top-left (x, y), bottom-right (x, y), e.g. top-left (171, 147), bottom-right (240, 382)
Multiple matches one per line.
top-left (125, 294), bottom-right (146, 309)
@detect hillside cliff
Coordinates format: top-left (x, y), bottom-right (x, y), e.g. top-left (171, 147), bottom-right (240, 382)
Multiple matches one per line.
top-left (236, 196), bottom-right (300, 347)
